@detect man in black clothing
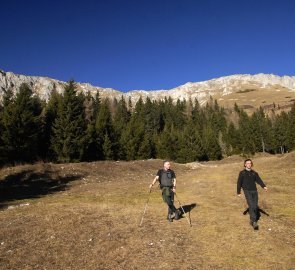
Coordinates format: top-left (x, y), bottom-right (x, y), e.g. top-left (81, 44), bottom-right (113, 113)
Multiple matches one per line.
top-left (237, 159), bottom-right (268, 229)
top-left (150, 161), bottom-right (180, 222)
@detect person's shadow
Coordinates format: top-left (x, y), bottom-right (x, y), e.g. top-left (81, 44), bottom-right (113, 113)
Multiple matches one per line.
top-left (176, 203), bottom-right (197, 224)
top-left (243, 206), bottom-right (269, 221)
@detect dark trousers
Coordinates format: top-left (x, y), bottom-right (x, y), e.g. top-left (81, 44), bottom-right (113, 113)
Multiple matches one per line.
top-left (162, 187), bottom-right (177, 215)
top-left (166, 192), bottom-right (177, 215)
top-left (244, 190), bottom-right (259, 222)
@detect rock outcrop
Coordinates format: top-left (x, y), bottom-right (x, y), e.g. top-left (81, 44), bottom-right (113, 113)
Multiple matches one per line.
top-left (1, 70), bottom-right (295, 107)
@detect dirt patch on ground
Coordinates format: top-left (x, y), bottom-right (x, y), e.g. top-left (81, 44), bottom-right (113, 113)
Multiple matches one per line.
top-left (0, 155), bottom-right (294, 269)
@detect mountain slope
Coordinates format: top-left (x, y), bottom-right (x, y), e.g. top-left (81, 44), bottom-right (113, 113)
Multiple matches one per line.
top-left (1, 70), bottom-right (295, 112)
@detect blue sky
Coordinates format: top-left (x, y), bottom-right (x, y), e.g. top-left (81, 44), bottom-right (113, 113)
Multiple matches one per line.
top-left (1, 0), bottom-right (295, 92)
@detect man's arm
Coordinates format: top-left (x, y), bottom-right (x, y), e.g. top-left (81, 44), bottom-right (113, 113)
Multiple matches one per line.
top-left (149, 176), bottom-right (159, 189)
top-left (237, 171), bottom-right (243, 195)
top-left (172, 178), bottom-right (176, 192)
top-left (255, 172), bottom-right (268, 192)
top-left (171, 170), bottom-right (176, 191)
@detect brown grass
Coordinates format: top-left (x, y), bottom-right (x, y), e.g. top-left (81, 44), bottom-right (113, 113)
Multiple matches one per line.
top-left (0, 154), bottom-right (294, 269)
top-left (217, 85), bottom-right (295, 114)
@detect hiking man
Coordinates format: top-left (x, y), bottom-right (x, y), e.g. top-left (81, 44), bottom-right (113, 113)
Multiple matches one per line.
top-left (150, 161), bottom-right (180, 222)
top-left (237, 159), bottom-right (268, 229)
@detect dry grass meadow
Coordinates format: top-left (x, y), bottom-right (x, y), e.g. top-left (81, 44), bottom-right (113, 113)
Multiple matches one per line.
top-left (216, 85), bottom-right (295, 114)
top-left (0, 152), bottom-right (294, 269)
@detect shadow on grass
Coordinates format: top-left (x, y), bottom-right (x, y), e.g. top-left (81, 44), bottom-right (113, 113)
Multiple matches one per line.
top-left (178, 203), bottom-right (197, 214)
top-left (176, 203), bottom-right (197, 225)
top-left (243, 206), bottom-right (270, 221)
top-left (0, 169), bottom-right (85, 210)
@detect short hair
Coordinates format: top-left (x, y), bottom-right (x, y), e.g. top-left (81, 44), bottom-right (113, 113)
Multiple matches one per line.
top-left (244, 159), bottom-right (253, 166)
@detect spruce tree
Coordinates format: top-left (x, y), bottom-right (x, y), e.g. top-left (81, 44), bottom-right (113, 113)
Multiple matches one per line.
top-left (174, 99), bottom-right (187, 129)
top-left (143, 97), bottom-right (156, 133)
top-left (95, 98), bottom-right (115, 160)
top-left (286, 102), bottom-right (295, 151)
top-left (162, 97), bottom-right (174, 129)
top-left (113, 96), bottom-right (131, 159)
top-left (156, 126), bottom-right (178, 161)
top-left (120, 113), bottom-right (145, 160)
top-left (177, 120), bottom-right (205, 163)
top-left (225, 122), bottom-right (240, 155)
top-left (82, 91), bottom-right (100, 161)
top-left (43, 89), bottom-right (62, 160)
top-left (103, 133), bottom-right (114, 160)
top-left (113, 96), bottom-right (130, 132)
top-left (191, 98), bottom-right (203, 131)
top-left (237, 108), bottom-right (255, 154)
top-left (273, 111), bottom-right (289, 153)
top-left (0, 98), bottom-right (4, 164)
top-left (0, 89), bottom-right (14, 164)
top-left (0, 84), bottom-right (43, 163)
top-left (138, 132), bottom-right (156, 159)
top-left (51, 81), bottom-right (86, 162)
top-left (203, 125), bottom-right (222, 160)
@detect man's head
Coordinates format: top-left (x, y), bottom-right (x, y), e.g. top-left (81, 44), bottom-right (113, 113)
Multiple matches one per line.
top-left (163, 160), bottom-right (171, 170)
top-left (244, 159), bottom-right (253, 170)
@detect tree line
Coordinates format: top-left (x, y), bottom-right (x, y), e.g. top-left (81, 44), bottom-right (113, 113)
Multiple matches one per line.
top-left (0, 81), bottom-right (294, 165)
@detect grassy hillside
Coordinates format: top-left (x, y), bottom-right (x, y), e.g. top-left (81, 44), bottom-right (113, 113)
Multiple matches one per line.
top-left (0, 153), bottom-right (294, 269)
top-left (217, 85), bottom-right (295, 114)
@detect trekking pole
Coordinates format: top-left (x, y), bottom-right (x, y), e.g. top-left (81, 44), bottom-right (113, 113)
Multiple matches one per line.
top-left (139, 188), bottom-right (152, 227)
top-left (174, 192), bottom-right (192, 227)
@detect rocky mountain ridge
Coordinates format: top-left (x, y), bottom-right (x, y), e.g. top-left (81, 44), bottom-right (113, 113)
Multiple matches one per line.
top-left (1, 70), bottom-right (295, 108)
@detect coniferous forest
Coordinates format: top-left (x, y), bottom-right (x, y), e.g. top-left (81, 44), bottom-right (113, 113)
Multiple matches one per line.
top-left (0, 81), bottom-right (295, 165)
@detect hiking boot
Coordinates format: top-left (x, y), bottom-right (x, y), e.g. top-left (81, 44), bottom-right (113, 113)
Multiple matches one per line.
top-left (168, 214), bottom-right (173, 222)
top-left (252, 222), bottom-right (259, 230)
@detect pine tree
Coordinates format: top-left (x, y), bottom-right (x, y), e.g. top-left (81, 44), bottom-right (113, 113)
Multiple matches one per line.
top-left (103, 133), bottom-right (114, 160)
top-left (138, 132), bottom-right (156, 159)
top-left (0, 90), bottom-right (14, 163)
top-left (127, 96), bottom-right (133, 111)
top-left (0, 84), bottom-right (43, 163)
top-left (174, 99), bottom-right (187, 129)
top-left (113, 96), bottom-right (130, 132)
top-left (286, 102), bottom-right (295, 150)
top-left (204, 99), bottom-right (227, 134)
top-left (51, 81), bottom-right (86, 162)
top-left (162, 97), bottom-right (174, 129)
top-left (43, 89), bottom-right (62, 160)
top-left (191, 98), bottom-right (202, 129)
top-left (225, 122), bottom-right (240, 155)
top-left (81, 91), bottom-right (100, 161)
top-left (120, 113), bottom-right (145, 160)
top-left (273, 112), bottom-right (289, 153)
top-left (143, 97), bottom-right (156, 133)
top-left (0, 95), bottom-right (5, 164)
top-left (113, 96), bottom-right (131, 159)
top-left (237, 108), bottom-right (255, 154)
top-left (156, 126), bottom-right (178, 161)
top-left (176, 120), bottom-right (205, 163)
top-left (95, 98), bottom-right (115, 160)
top-left (203, 125), bottom-right (222, 160)
top-left (250, 108), bottom-right (273, 153)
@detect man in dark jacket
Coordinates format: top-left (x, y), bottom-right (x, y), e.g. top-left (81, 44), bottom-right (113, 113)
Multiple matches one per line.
top-left (150, 161), bottom-right (180, 222)
top-left (237, 159), bottom-right (268, 229)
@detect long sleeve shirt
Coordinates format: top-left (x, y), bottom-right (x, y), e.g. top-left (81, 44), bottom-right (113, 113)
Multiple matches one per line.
top-left (237, 169), bottom-right (266, 194)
